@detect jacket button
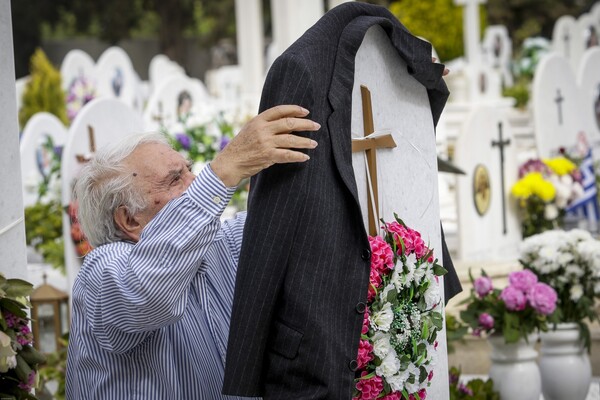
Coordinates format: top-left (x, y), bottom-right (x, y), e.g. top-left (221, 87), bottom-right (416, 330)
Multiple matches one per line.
top-left (361, 249), bottom-right (371, 261)
top-left (349, 359), bottom-right (358, 371)
top-left (355, 302), bottom-right (366, 314)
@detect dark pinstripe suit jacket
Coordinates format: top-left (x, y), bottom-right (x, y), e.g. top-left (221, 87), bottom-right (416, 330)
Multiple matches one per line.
top-left (223, 3), bottom-right (461, 399)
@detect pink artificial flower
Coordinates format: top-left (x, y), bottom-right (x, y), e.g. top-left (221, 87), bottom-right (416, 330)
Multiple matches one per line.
top-left (18, 371), bottom-right (36, 392)
top-left (355, 371), bottom-right (384, 400)
top-left (508, 270), bottom-right (538, 293)
top-left (527, 282), bottom-right (558, 315)
top-left (369, 235), bottom-right (394, 273)
top-left (428, 370), bottom-right (434, 381)
top-left (386, 222), bottom-right (426, 257)
top-left (478, 313), bottom-right (495, 330)
top-left (361, 311), bottom-right (370, 335)
top-left (357, 339), bottom-right (374, 369)
top-left (473, 276), bottom-right (493, 298)
top-left (381, 392), bottom-right (402, 400)
top-left (368, 268), bottom-right (382, 301)
top-left (500, 285), bottom-right (527, 311)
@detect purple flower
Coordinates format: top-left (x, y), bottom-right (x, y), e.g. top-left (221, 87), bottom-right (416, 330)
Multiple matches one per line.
top-left (527, 283), bottom-right (558, 315)
top-left (458, 383), bottom-right (473, 396)
top-left (478, 313), bottom-right (495, 330)
top-left (508, 270), bottom-right (538, 292)
top-left (175, 133), bottom-right (191, 150)
top-left (53, 145), bottom-right (63, 159)
top-left (500, 285), bottom-right (527, 311)
top-left (219, 136), bottom-right (230, 151)
top-left (474, 276), bottom-right (493, 298)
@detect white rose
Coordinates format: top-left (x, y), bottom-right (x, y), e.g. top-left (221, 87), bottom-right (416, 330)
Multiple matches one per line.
top-left (376, 348), bottom-right (401, 378)
top-left (372, 332), bottom-right (392, 359)
top-left (570, 284), bottom-right (584, 301)
top-left (370, 302), bottom-right (394, 332)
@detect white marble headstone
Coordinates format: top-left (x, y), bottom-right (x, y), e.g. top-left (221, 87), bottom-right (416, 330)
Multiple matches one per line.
top-left (552, 15), bottom-right (578, 68)
top-left (482, 25), bottom-right (513, 86)
top-left (533, 53), bottom-right (585, 157)
top-left (148, 54), bottom-right (185, 92)
top-left (454, 105), bottom-right (520, 261)
top-left (15, 76), bottom-right (28, 123)
top-left (205, 65), bottom-right (243, 112)
top-left (593, 2), bottom-right (600, 33)
top-left (143, 75), bottom-right (211, 132)
top-left (572, 13), bottom-right (599, 70)
top-left (60, 49), bottom-right (95, 91)
top-left (94, 46), bottom-right (143, 112)
top-left (61, 98), bottom-right (144, 294)
top-left (577, 47), bottom-right (600, 150)
top-left (19, 112), bottom-right (68, 207)
top-left (352, 25), bottom-right (448, 399)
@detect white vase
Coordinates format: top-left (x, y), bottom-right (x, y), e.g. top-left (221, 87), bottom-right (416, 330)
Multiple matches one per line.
top-left (488, 334), bottom-right (541, 400)
top-left (538, 323), bottom-right (592, 400)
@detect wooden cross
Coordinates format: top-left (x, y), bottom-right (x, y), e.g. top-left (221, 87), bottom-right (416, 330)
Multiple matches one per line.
top-left (351, 85), bottom-right (397, 236)
top-left (491, 122), bottom-right (510, 234)
top-left (75, 125), bottom-right (96, 163)
top-left (555, 89), bottom-right (564, 125)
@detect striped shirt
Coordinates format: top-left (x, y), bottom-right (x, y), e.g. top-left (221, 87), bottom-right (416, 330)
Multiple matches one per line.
top-left (66, 166), bottom-right (252, 399)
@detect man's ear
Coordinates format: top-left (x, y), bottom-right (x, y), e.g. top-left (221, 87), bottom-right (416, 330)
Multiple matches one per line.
top-left (114, 206), bottom-right (142, 242)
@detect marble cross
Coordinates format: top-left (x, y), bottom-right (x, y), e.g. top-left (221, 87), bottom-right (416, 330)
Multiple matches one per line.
top-left (351, 85), bottom-right (397, 236)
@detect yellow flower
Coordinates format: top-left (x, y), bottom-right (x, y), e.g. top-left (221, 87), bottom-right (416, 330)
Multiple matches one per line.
top-left (543, 157), bottom-right (576, 176)
top-left (511, 172), bottom-right (556, 202)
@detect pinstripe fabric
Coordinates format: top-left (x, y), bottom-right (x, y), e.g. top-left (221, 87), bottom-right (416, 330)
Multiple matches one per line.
top-left (223, 3), bottom-right (459, 399)
top-left (66, 166), bottom-right (251, 400)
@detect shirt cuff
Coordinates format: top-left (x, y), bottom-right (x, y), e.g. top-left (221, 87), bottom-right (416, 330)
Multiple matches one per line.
top-left (186, 164), bottom-right (237, 216)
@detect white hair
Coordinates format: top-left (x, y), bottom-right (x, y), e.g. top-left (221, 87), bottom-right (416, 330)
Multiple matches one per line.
top-left (73, 132), bottom-right (170, 247)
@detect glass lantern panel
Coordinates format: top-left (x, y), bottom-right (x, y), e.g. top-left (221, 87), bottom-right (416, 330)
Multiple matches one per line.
top-left (37, 303), bottom-right (57, 353)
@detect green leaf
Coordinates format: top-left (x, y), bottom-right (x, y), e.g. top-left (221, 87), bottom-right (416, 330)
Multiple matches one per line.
top-left (0, 298), bottom-right (28, 318)
top-left (433, 263), bottom-right (447, 276)
top-left (4, 279), bottom-right (33, 299)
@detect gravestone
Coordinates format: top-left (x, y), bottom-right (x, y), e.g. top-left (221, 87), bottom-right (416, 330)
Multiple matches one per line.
top-left (552, 15), bottom-right (578, 68)
top-left (61, 98), bottom-right (144, 294)
top-left (60, 49), bottom-right (95, 91)
top-left (577, 47), bottom-right (600, 150)
top-left (94, 46), bottom-right (143, 112)
top-left (533, 53), bottom-right (586, 157)
top-left (454, 105), bottom-right (520, 261)
top-left (143, 75), bottom-right (211, 132)
top-left (482, 25), bottom-right (513, 86)
top-left (15, 76), bottom-right (28, 123)
top-left (351, 25), bottom-right (448, 398)
top-left (593, 2), bottom-right (600, 33)
top-left (148, 54), bottom-right (185, 93)
top-left (205, 65), bottom-right (243, 114)
top-left (19, 112), bottom-right (68, 207)
top-left (0, 1), bottom-right (27, 280)
top-left (572, 13), bottom-right (599, 69)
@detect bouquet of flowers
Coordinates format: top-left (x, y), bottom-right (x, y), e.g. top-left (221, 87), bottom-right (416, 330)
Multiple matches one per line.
top-left (519, 229), bottom-right (600, 349)
top-left (0, 273), bottom-right (46, 399)
top-left (511, 157), bottom-right (584, 237)
top-left (460, 270), bottom-right (557, 344)
top-left (66, 75), bottom-right (96, 122)
top-left (353, 215), bottom-right (447, 400)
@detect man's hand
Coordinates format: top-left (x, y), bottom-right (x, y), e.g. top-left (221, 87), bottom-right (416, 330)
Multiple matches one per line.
top-left (210, 105), bottom-right (320, 187)
top-left (432, 57), bottom-right (450, 76)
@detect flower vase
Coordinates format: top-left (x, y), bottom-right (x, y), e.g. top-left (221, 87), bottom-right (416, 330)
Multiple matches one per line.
top-left (538, 323), bottom-right (591, 400)
top-left (487, 334), bottom-right (541, 400)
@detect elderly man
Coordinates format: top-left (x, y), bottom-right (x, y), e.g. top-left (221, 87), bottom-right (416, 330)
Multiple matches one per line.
top-left (65, 105), bottom-right (319, 399)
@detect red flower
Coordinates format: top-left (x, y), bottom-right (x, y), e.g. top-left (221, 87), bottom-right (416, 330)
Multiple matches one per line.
top-left (355, 372), bottom-right (384, 400)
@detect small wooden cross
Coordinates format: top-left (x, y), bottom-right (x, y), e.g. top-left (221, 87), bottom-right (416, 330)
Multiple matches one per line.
top-left (75, 125), bottom-right (96, 163)
top-left (351, 85), bottom-right (397, 236)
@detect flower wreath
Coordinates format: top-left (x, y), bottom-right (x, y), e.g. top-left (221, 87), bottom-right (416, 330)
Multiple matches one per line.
top-left (354, 215), bottom-right (447, 400)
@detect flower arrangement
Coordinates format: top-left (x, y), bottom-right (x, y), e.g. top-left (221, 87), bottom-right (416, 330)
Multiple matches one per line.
top-left (353, 215), bottom-right (447, 400)
top-left (448, 366), bottom-right (499, 400)
top-left (519, 229), bottom-right (600, 350)
top-left (459, 270), bottom-right (557, 344)
top-left (511, 157), bottom-right (584, 237)
top-left (0, 273), bottom-right (46, 399)
top-left (66, 75), bottom-right (96, 122)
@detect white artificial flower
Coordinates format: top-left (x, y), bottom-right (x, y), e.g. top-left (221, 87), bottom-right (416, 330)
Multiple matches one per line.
top-left (570, 284), bottom-right (584, 301)
top-left (387, 370), bottom-right (409, 392)
top-left (403, 363), bottom-right (422, 393)
top-left (380, 283), bottom-right (396, 303)
top-left (376, 348), bottom-right (401, 378)
top-left (6, 355), bottom-right (16, 369)
top-left (544, 203), bottom-right (560, 220)
top-left (372, 332), bottom-right (392, 359)
top-left (423, 283), bottom-right (441, 309)
top-left (370, 302), bottom-right (394, 332)
top-left (424, 340), bottom-right (438, 366)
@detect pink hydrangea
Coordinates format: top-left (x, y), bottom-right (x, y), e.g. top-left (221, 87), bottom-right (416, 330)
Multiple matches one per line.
top-left (500, 285), bottom-right (527, 311)
top-left (478, 312), bottom-right (495, 330)
top-left (381, 392), bottom-right (402, 400)
top-left (357, 339), bottom-right (374, 369)
top-left (473, 276), bottom-right (493, 298)
top-left (355, 372), bottom-right (384, 400)
top-left (508, 270), bottom-right (538, 293)
top-left (368, 268), bottom-right (382, 301)
top-left (527, 282), bottom-right (558, 315)
top-left (386, 222), bottom-right (427, 258)
top-left (369, 235), bottom-right (394, 273)
top-left (361, 311), bottom-right (370, 335)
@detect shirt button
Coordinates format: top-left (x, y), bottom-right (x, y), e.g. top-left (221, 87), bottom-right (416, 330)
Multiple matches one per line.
top-left (349, 359), bottom-right (358, 372)
top-left (212, 195), bottom-right (221, 204)
top-left (355, 302), bottom-right (366, 314)
top-left (361, 249), bottom-right (371, 261)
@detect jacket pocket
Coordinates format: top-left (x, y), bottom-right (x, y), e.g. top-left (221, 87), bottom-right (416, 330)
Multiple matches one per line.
top-left (268, 319), bottom-right (303, 360)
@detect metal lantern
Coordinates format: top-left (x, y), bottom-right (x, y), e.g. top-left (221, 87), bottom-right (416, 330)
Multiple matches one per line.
top-left (30, 275), bottom-right (69, 353)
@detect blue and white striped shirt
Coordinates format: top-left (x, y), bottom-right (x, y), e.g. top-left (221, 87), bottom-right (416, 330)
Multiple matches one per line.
top-left (66, 166), bottom-right (251, 399)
